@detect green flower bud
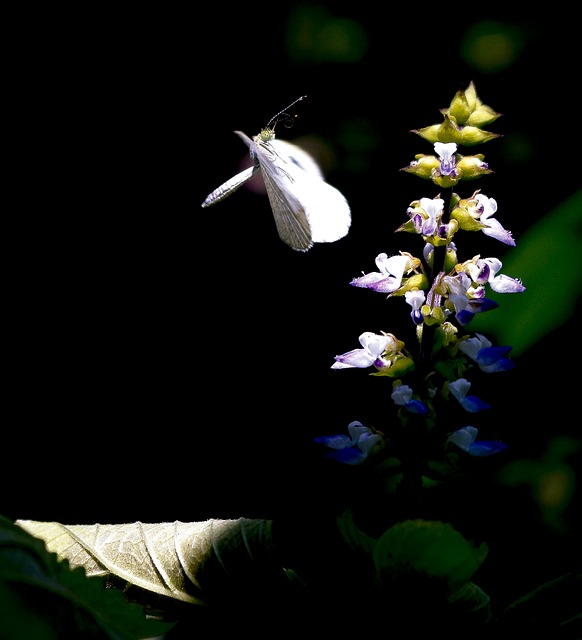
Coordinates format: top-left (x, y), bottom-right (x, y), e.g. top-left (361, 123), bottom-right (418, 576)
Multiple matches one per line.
top-left (432, 173), bottom-right (460, 188)
top-left (445, 89), bottom-right (473, 126)
top-left (386, 356), bottom-right (416, 378)
top-left (413, 115), bottom-right (463, 145)
top-left (396, 273), bottom-right (429, 295)
top-left (401, 154), bottom-right (440, 179)
top-left (457, 155), bottom-right (493, 179)
top-left (423, 306), bottom-right (448, 326)
top-left (395, 219), bottom-right (418, 234)
top-left (465, 105), bottom-right (502, 127)
top-left (464, 81), bottom-right (502, 125)
top-left (411, 124), bottom-right (441, 143)
top-left (444, 245), bottom-right (458, 272)
top-left (444, 81), bottom-right (502, 128)
top-left (450, 204), bottom-right (488, 231)
top-left (460, 126), bottom-right (501, 146)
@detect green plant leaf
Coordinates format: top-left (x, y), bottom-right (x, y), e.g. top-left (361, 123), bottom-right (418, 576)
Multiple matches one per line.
top-left (336, 508), bottom-right (376, 555)
top-left (447, 581), bottom-right (492, 624)
top-left (15, 517), bottom-right (282, 610)
top-left (0, 515), bottom-right (174, 639)
top-left (501, 572), bottom-right (582, 629)
top-left (373, 519), bottom-right (488, 589)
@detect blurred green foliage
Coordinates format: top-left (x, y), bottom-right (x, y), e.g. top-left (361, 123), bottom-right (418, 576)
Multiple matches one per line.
top-left (470, 189), bottom-right (582, 356)
top-left (460, 20), bottom-right (528, 73)
top-left (285, 4), bottom-right (368, 63)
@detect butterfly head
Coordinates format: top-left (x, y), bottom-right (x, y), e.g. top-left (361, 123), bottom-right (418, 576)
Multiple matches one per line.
top-left (256, 127), bottom-right (276, 144)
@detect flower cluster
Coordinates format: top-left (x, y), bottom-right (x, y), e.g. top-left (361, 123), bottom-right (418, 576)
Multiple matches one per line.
top-left (316, 82), bottom-right (524, 474)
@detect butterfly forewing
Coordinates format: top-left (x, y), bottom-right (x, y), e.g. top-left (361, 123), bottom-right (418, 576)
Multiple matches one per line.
top-left (260, 163), bottom-right (313, 251)
top-left (258, 138), bottom-right (350, 247)
top-left (253, 137), bottom-right (313, 251)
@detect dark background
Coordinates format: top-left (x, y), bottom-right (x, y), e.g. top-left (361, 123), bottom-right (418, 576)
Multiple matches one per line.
top-left (5, 5), bottom-right (580, 608)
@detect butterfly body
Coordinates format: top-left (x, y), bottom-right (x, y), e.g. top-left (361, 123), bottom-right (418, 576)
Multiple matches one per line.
top-left (202, 127), bottom-right (351, 252)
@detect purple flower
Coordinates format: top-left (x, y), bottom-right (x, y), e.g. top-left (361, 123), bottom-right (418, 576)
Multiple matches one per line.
top-left (350, 253), bottom-right (411, 293)
top-left (464, 257), bottom-right (525, 293)
top-left (475, 194), bottom-right (515, 246)
top-left (447, 426), bottom-right (507, 456)
top-left (458, 333), bottom-right (516, 372)
top-left (331, 331), bottom-right (397, 370)
top-left (434, 143), bottom-right (458, 178)
top-left (448, 378), bottom-right (490, 412)
top-left (405, 290), bottom-right (425, 325)
top-left (391, 384), bottom-right (429, 415)
top-left (314, 421), bottom-right (383, 465)
top-left (444, 272), bottom-right (499, 325)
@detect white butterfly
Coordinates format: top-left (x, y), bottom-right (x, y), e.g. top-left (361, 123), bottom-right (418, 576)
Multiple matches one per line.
top-left (201, 105), bottom-right (351, 252)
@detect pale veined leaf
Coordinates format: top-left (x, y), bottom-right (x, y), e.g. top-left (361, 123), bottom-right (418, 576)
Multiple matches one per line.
top-left (16, 518), bottom-right (278, 608)
top-left (201, 97), bottom-right (351, 252)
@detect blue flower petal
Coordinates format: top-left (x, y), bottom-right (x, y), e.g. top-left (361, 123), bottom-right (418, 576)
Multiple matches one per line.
top-left (476, 345), bottom-right (512, 365)
top-left (325, 446), bottom-right (368, 465)
top-left (405, 399), bottom-right (429, 415)
top-left (456, 309), bottom-right (475, 325)
top-left (460, 395), bottom-right (491, 413)
top-left (467, 441), bottom-right (508, 456)
top-left (473, 298), bottom-right (499, 313)
top-left (314, 434), bottom-right (352, 450)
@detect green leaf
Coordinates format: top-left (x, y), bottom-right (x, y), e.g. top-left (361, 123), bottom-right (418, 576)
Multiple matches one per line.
top-left (336, 508), bottom-right (376, 556)
top-left (0, 515), bottom-right (174, 640)
top-left (373, 519), bottom-right (488, 589)
top-left (14, 517), bottom-right (282, 610)
top-left (447, 581), bottom-right (492, 624)
top-left (501, 572), bottom-right (582, 629)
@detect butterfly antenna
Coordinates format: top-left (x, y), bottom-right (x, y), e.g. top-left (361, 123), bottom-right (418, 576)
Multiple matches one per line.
top-left (267, 95), bottom-right (308, 130)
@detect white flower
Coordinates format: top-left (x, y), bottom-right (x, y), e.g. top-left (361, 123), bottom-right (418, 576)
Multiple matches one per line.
top-left (475, 194), bottom-right (515, 246)
top-left (350, 253), bottom-right (411, 294)
top-left (331, 332), bottom-right (394, 370)
top-left (448, 378), bottom-right (491, 412)
top-left (314, 421), bottom-right (383, 465)
top-left (447, 426), bottom-right (508, 456)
